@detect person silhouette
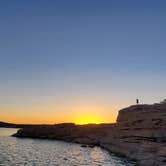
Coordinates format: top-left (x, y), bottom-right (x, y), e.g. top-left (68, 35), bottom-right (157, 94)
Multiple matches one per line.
top-left (136, 99), bottom-right (139, 104)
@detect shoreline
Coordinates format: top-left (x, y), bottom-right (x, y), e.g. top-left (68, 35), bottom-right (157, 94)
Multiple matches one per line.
top-left (12, 103), bottom-right (166, 166)
top-left (11, 131), bottom-right (136, 165)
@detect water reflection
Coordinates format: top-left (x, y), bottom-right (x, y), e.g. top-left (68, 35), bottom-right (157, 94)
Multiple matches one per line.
top-left (0, 128), bottom-right (134, 166)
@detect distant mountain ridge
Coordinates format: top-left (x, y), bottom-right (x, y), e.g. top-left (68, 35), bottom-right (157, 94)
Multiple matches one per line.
top-left (0, 121), bottom-right (18, 128)
top-left (0, 121), bottom-right (42, 128)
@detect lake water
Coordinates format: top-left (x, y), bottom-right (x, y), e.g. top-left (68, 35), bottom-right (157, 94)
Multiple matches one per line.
top-left (0, 128), bottom-right (134, 166)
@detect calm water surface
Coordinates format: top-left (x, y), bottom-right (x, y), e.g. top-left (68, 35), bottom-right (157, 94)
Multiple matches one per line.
top-left (0, 128), bottom-right (134, 166)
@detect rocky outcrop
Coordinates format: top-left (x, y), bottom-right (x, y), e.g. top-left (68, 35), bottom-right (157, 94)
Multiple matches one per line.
top-left (13, 103), bottom-right (166, 166)
top-left (102, 103), bottom-right (166, 166)
top-left (13, 123), bottom-right (115, 145)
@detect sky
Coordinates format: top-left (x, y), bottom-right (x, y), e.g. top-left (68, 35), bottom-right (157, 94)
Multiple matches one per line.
top-left (0, 0), bottom-right (166, 124)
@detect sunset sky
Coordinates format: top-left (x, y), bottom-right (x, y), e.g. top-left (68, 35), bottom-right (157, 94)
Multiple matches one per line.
top-left (0, 0), bottom-right (166, 124)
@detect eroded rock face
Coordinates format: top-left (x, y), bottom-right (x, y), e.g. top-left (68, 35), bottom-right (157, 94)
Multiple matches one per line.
top-left (105, 103), bottom-right (166, 166)
top-left (13, 103), bottom-right (166, 166)
top-left (116, 104), bottom-right (166, 141)
top-left (117, 104), bottom-right (166, 128)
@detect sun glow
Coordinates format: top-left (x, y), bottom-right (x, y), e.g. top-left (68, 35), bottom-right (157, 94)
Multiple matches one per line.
top-left (74, 114), bottom-right (104, 125)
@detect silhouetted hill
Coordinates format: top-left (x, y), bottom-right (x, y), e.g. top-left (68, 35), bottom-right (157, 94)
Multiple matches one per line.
top-left (0, 121), bottom-right (18, 128)
top-left (0, 121), bottom-right (43, 128)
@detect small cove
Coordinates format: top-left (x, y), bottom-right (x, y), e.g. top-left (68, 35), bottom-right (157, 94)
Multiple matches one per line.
top-left (0, 128), bottom-right (134, 166)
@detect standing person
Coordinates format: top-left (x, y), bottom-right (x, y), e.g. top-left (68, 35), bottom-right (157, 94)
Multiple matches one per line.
top-left (136, 99), bottom-right (139, 104)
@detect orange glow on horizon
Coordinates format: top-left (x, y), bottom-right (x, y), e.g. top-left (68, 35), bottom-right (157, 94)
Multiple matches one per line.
top-left (73, 113), bottom-right (106, 125)
top-left (0, 112), bottom-right (115, 125)
top-left (0, 101), bottom-right (118, 124)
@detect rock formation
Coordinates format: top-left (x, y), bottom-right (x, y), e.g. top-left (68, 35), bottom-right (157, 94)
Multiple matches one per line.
top-left (13, 103), bottom-right (166, 166)
top-left (102, 103), bottom-right (166, 166)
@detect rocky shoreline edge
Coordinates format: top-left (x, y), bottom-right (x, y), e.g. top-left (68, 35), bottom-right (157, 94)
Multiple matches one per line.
top-left (13, 103), bottom-right (166, 166)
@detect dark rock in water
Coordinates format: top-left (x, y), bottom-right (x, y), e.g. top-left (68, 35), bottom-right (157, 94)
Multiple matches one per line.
top-left (81, 144), bottom-right (88, 148)
top-left (13, 102), bottom-right (166, 166)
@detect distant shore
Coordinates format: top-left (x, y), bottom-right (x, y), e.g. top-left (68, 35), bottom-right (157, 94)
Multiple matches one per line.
top-left (0, 121), bottom-right (48, 128)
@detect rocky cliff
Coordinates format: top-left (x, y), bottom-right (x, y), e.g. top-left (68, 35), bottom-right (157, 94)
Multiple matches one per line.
top-left (101, 103), bottom-right (166, 166)
top-left (13, 103), bottom-right (166, 166)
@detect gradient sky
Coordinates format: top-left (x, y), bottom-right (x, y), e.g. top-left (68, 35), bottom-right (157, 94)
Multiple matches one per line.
top-left (0, 0), bottom-right (166, 124)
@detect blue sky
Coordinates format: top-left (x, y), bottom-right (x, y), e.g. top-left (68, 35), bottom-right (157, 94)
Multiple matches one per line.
top-left (0, 0), bottom-right (166, 123)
